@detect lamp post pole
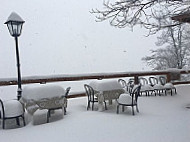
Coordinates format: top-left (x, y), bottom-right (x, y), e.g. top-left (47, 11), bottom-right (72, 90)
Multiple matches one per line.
top-left (5, 12), bottom-right (25, 100)
top-left (15, 36), bottom-right (22, 100)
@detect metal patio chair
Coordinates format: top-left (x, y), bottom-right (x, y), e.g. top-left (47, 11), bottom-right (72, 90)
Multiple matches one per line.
top-left (0, 99), bottom-right (25, 129)
top-left (139, 77), bottom-right (155, 96)
top-left (149, 76), bottom-right (166, 96)
top-left (159, 76), bottom-right (177, 96)
top-left (84, 84), bottom-right (107, 111)
top-left (116, 85), bottom-right (141, 115)
top-left (118, 79), bottom-right (132, 93)
top-left (47, 87), bottom-right (71, 123)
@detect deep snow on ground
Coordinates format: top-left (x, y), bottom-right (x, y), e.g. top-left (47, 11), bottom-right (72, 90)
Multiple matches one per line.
top-left (0, 85), bottom-right (190, 142)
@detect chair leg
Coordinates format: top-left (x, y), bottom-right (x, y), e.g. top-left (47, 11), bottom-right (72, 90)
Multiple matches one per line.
top-left (47, 110), bottom-right (51, 123)
top-left (136, 105), bottom-right (139, 113)
top-left (49, 110), bottom-right (52, 117)
top-left (155, 90), bottom-right (158, 96)
top-left (170, 89), bottom-right (172, 96)
top-left (16, 117), bottom-right (20, 126)
top-left (150, 91), bottom-right (152, 96)
top-left (104, 101), bottom-right (107, 110)
top-left (92, 102), bottom-right (94, 111)
top-left (87, 101), bottom-right (90, 110)
top-left (132, 106), bottom-right (135, 115)
top-left (64, 107), bottom-right (67, 115)
top-left (3, 119), bottom-right (5, 129)
top-left (2, 116), bottom-right (25, 129)
top-left (117, 105), bottom-right (119, 114)
top-left (122, 105), bottom-right (125, 112)
top-left (159, 90), bottom-right (161, 96)
top-left (22, 115), bottom-right (26, 126)
top-left (154, 90), bottom-right (156, 96)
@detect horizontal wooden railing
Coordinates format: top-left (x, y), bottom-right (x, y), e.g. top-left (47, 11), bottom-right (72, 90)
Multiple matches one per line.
top-left (0, 70), bottom-right (190, 86)
top-left (0, 69), bottom-right (190, 98)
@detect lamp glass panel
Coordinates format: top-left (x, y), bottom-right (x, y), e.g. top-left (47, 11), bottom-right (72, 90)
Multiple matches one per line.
top-left (7, 22), bottom-right (14, 36)
top-left (6, 21), bottom-right (23, 37)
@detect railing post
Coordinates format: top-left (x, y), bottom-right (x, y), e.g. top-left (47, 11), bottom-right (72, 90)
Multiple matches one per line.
top-left (166, 73), bottom-right (171, 83)
top-left (134, 75), bottom-right (139, 84)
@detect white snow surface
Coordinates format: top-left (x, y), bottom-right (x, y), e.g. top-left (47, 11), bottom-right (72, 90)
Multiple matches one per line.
top-left (0, 84), bottom-right (190, 142)
top-left (140, 84), bottom-right (154, 91)
top-left (0, 100), bottom-right (24, 118)
top-left (22, 84), bottom-right (66, 100)
top-left (118, 93), bottom-right (132, 104)
top-left (5, 12), bottom-right (24, 23)
top-left (89, 79), bottom-right (123, 91)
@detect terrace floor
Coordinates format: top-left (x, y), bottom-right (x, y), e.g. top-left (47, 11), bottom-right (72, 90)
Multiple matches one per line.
top-left (0, 85), bottom-right (190, 142)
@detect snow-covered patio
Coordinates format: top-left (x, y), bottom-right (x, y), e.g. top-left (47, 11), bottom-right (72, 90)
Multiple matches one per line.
top-left (0, 84), bottom-right (190, 142)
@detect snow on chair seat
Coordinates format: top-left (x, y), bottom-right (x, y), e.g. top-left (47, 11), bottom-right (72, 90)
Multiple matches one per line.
top-left (0, 99), bottom-right (25, 129)
top-left (116, 85), bottom-right (141, 115)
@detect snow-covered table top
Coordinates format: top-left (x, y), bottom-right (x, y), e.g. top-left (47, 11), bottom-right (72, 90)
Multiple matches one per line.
top-left (89, 80), bottom-right (123, 91)
top-left (89, 80), bottom-right (125, 108)
top-left (22, 84), bottom-right (66, 100)
top-left (21, 84), bottom-right (67, 114)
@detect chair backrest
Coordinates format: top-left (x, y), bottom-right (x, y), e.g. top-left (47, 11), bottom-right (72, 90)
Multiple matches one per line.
top-left (65, 87), bottom-right (71, 98)
top-left (127, 78), bottom-right (135, 89)
top-left (131, 85), bottom-right (141, 104)
top-left (149, 77), bottom-right (159, 86)
top-left (118, 79), bottom-right (133, 93)
top-left (118, 79), bottom-right (127, 88)
top-left (128, 78), bottom-right (134, 85)
top-left (0, 99), bottom-right (5, 118)
top-left (139, 77), bottom-right (148, 86)
top-left (84, 84), bottom-right (95, 101)
top-left (159, 76), bottom-right (167, 85)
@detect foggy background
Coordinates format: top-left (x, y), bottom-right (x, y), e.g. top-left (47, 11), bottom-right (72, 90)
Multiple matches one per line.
top-left (0, 0), bottom-right (157, 79)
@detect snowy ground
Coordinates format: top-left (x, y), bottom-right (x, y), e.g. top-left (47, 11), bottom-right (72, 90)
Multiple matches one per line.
top-left (0, 85), bottom-right (190, 142)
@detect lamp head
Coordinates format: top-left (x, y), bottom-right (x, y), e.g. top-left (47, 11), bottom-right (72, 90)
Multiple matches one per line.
top-left (5, 12), bottom-right (25, 37)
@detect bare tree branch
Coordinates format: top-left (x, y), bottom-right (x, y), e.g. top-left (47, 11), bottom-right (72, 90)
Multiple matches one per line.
top-left (90, 0), bottom-right (190, 35)
top-left (142, 24), bottom-right (190, 70)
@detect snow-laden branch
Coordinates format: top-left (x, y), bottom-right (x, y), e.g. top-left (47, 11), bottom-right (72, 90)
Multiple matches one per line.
top-left (91, 0), bottom-right (190, 35)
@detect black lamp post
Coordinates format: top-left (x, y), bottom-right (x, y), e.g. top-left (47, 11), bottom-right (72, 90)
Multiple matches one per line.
top-left (4, 12), bottom-right (25, 100)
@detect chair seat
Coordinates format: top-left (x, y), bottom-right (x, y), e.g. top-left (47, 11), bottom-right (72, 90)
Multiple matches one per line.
top-left (141, 85), bottom-right (154, 91)
top-left (117, 85), bottom-right (141, 115)
top-left (2, 100), bottom-right (24, 118)
top-left (164, 83), bottom-right (175, 89)
top-left (153, 84), bottom-right (165, 90)
top-left (118, 93), bottom-right (134, 104)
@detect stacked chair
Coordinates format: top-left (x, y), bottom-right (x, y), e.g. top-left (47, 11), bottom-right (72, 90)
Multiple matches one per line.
top-left (159, 76), bottom-right (177, 96)
top-left (118, 79), bottom-right (132, 94)
top-left (149, 76), bottom-right (166, 96)
top-left (139, 77), bottom-right (155, 96)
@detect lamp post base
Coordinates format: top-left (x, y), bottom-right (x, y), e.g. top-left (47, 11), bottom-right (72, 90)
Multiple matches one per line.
top-left (17, 88), bottom-right (22, 100)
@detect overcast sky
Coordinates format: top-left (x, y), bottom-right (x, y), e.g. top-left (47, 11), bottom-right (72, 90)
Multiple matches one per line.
top-left (0, 0), bottom-right (158, 78)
